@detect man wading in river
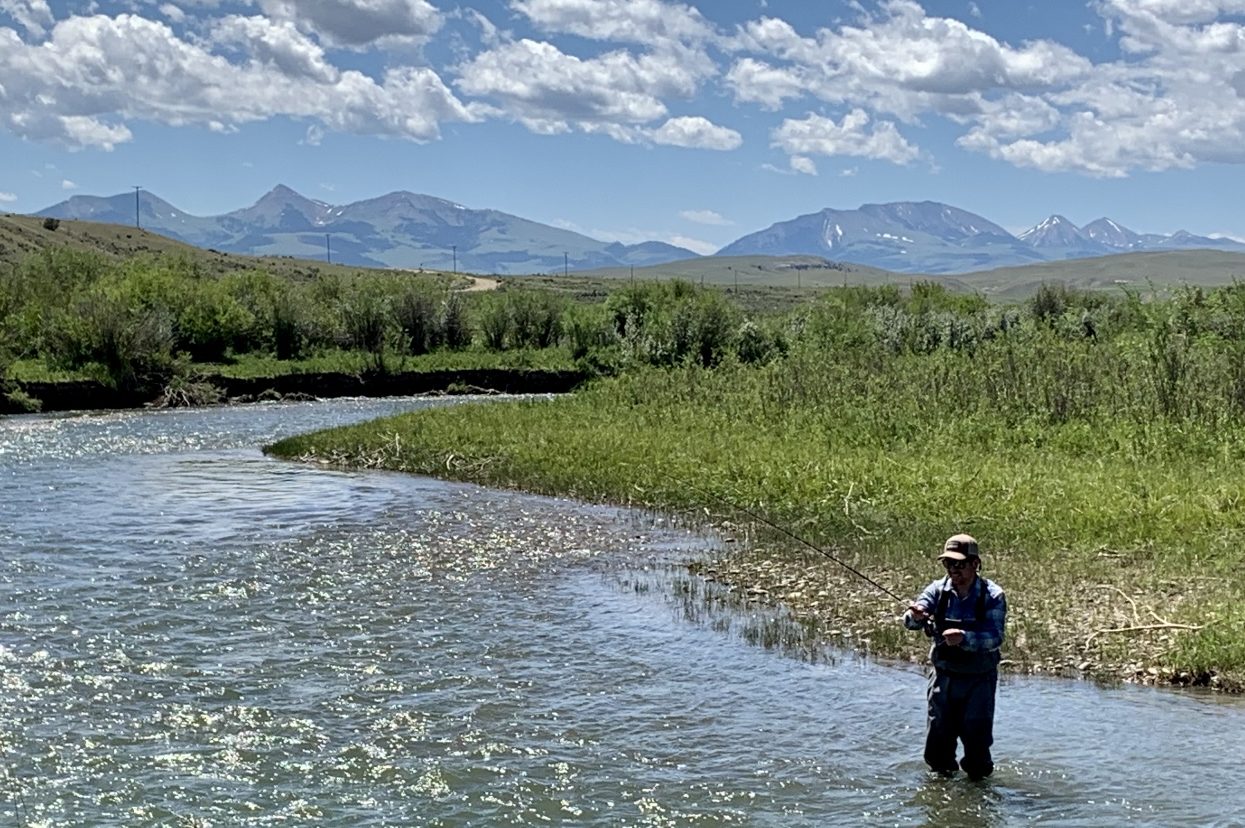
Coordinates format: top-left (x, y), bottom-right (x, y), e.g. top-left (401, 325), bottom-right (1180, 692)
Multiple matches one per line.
top-left (903, 534), bottom-right (1007, 780)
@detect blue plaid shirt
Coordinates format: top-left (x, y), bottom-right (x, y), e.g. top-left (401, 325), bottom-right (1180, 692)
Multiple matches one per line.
top-left (903, 575), bottom-right (1006, 663)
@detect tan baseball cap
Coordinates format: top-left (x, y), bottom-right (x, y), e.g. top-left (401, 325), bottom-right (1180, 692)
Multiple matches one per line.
top-left (937, 533), bottom-right (980, 561)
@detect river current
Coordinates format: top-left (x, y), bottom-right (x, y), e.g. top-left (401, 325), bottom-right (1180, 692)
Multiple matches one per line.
top-left (1, 397), bottom-right (1243, 827)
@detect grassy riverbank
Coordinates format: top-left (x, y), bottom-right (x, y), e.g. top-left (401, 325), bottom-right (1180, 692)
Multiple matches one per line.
top-left (267, 282), bottom-right (1245, 691)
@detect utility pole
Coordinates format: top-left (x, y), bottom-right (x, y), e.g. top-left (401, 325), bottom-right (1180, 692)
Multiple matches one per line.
top-left (132, 186), bottom-right (141, 228)
top-left (452, 245), bottom-right (457, 274)
top-left (564, 251), bottom-right (568, 277)
top-left (325, 234), bottom-right (331, 264)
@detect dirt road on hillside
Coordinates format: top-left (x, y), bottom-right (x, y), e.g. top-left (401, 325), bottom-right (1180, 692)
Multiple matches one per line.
top-left (462, 276), bottom-right (500, 292)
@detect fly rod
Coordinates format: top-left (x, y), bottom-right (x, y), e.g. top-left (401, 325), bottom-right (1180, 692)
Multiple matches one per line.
top-left (677, 477), bottom-right (909, 608)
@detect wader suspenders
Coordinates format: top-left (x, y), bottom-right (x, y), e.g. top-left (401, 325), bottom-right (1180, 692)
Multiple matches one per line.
top-left (934, 580), bottom-right (988, 632)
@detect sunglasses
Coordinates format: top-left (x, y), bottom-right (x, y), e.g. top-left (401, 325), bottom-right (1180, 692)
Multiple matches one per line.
top-left (942, 558), bottom-right (971, 571)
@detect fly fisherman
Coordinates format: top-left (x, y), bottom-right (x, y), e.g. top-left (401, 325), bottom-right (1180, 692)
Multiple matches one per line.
top-left (903, 534), bottom-right (1007, 780)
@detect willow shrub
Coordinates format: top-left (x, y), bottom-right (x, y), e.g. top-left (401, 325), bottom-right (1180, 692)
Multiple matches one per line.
top-left (394, 283), bottom-right (441, 355)
top-left (476, 293), bottom-right (512, 351)
top-left (510, 291), bottom-right (564, 349)
top-left (47, 291), bottom-right (177, 390)
top-left (439, 292), bottom-right (473, 350)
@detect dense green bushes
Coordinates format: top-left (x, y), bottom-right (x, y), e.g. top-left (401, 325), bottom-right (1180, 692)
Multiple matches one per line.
top-left (0, 252), bottom-right (497, 389)
top-left (0, 252), bottom-right (784, 391)
top-left (11, 246), bottom-right (1245, 435)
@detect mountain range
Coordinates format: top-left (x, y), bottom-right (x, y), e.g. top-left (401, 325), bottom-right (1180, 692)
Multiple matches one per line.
top-left (35, 187), bottom-right (1245, 275)
top-left (717, 203), bottom-right (1245, 273)
top-left (36, 185), bottom-right (696, 275)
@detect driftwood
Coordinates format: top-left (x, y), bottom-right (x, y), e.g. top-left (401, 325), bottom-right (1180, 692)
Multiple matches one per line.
top-left (1084, 584), bottom-right (1207, 649)
top-left (1084, 622), bottom-right (1206, 649)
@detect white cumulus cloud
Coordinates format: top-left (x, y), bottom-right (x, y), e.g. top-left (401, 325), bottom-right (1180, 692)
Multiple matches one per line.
top-left (0, 0), bottom-right (54, 36)
top-left (772, 109), bottom-right (920, 165)
top-left (649, 115), bottom-right (741, 150)
top-left (211, 15), bottom-right (340, 83)
top-left (457, 38), bottom-right (701, 127)
top-left (511, 0), bottom-right (714, 46)
top-left (0, 13), bottom-right (476, 149)
top-left (0, 191), bottom-right (17, 203)
top-left (959, 2), bottom-right (1245, 175)
top-left (730, 2), bottom-right (1090, 117)
top-left (61, 179), bottom-right (78, 189)
top-left (726, 0), bottom-right (1245, 177)
top-left (257, 0), bottom-right (443, 49)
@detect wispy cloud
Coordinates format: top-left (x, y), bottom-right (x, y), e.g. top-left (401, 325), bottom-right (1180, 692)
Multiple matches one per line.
top-left (0, 191), bottom-right (17, 203)
top-left (578, 222), bottom-right (715, 255)
top-left (668, 234), bottom-right (716, 255)
top-left (789, 155), bottom-right (817, 175)
top-left (679, 209), bottom-right (732, 225)
top-left (61, 179), bottom-right (78, 190)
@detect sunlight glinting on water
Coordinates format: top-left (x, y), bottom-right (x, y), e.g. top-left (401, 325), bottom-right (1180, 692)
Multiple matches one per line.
top-left (2, 398), bottom-right (1244, 826)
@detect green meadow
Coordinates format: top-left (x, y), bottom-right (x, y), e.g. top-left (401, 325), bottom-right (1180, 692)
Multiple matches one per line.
top-left (268, 280), bottom-right (1245, 691)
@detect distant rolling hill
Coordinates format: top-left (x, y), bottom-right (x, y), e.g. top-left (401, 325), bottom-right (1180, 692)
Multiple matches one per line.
top-left (575, 250), bottom-right (1245, 300)
top-left (35, 185), bottom-right (699, 275)
top-left (575, 254), bottom-right (962, 290)
top-left (954, 249), bottom-right (1245, 300)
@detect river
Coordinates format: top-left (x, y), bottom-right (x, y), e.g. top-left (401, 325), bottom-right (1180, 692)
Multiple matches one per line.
top-left (1, 397), bottom-right (1242, 827)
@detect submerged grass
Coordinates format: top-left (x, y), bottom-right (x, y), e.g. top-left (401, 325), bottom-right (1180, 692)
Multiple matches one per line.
top-left (268, 332), bottom-right (1245, 691)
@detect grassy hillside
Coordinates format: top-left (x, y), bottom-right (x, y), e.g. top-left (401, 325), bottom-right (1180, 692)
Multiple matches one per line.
top-left (575, 254), bottom-right (937, 290)
top-left (574, 250), bottom-right (1245, 300)
top-left (0, 213), bottom-right (451, 282)
top-left (956, 249), bottom-right (1245, 299)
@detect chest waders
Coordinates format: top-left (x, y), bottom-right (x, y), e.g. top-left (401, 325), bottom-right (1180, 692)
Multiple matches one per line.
top-left (931, 582), bottom-right (996, 673)
top-left (925, 580), bottom-right (998, 779)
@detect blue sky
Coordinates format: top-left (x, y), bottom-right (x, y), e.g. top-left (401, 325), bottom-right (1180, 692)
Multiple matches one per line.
top-left (3, 0), bottom-right (1245, 253)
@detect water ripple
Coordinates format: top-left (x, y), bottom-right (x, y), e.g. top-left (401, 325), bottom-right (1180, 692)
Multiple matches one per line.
top-left (2, 399), bottom-right (1244, 826)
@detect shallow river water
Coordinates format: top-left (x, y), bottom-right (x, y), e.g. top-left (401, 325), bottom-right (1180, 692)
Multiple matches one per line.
top-left (1, 397), bottom-right (1244, 827)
